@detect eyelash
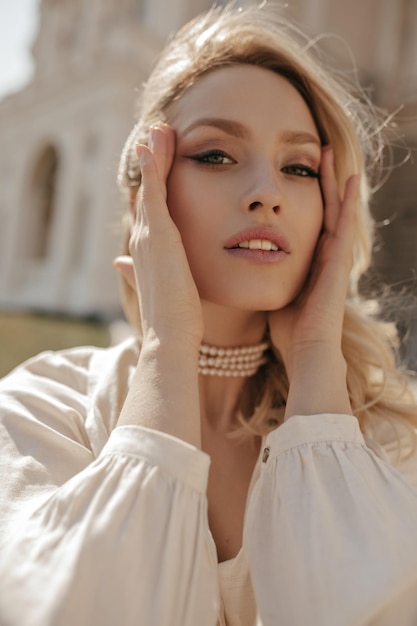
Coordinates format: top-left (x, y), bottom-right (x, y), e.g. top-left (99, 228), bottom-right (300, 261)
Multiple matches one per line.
top-left (282, 164), bottom-right (319, 179)
top-left (189, 150), bottom-right (234, 166)
top-left (189, 150), bottom-right (319, 178)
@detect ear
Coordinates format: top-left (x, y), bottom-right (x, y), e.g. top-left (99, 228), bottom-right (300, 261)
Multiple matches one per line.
top-left (113, 256), bottom-right (136, 291)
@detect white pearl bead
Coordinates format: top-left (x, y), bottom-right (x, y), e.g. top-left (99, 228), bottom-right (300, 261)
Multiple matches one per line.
top-left (198, 340), bottom-right (269, 377)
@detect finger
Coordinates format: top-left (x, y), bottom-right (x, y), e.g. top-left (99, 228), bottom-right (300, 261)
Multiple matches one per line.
top-left (135, 144), bottom-right (175, 233)
top-left (149, 123), bottom-right (176, 198)
top-left (135, 144), bottom-right (163, 218)
top-left (335, 174), bottom-right (360, 244)
top-left (324, 173), bottom-right (360, 279)
top-left (320, 146), bottom-right (340, 234)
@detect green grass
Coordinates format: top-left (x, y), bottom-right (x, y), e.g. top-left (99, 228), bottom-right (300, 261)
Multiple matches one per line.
top-left (0, 311), bottom-right (111, 377)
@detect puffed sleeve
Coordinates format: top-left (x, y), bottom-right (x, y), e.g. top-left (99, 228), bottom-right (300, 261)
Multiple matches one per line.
top-left (0, 350), bottom-right (219, 626)
top-left (244, 414), bottom-right (417, 626)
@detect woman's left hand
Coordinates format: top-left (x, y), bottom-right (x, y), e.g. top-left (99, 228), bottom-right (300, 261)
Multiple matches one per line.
top-left (267, 147), bottom-right (360, 416)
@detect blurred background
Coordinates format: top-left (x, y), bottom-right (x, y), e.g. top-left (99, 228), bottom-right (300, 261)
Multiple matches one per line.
top-left (0, 0), bottom-right (416, 377)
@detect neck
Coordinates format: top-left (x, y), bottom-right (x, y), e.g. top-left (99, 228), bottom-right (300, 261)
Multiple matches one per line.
top-left (201, 300), bottom-right (267, 346)
top-left (198, 302), bottom-right (267, 431)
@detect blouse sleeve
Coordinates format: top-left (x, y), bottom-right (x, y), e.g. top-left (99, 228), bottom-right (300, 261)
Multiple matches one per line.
top-left (244, 413), bottom-right (417, 626)
top-left (0, 353), bottom-right (219, 626)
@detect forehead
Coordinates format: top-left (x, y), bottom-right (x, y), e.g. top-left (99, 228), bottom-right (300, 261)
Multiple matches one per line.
top-left (167, 64), bottom-right (319, 137)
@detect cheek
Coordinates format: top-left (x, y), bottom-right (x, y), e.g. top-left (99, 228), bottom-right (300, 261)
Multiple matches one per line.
top-left (294, 188), bottom-right (323, 249)
top-left (310, 183), bottom-right (324, 229)
top-left (309, 204), bottom-right (324, 250)
top-left (290, 191), bottom-right (323, 286)
top-left (166, 167), bottom-right (223, 243)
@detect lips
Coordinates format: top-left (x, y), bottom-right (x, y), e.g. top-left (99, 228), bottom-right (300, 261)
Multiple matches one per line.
top-left (235, 239), bottom-right (279, 251)
top-left (224, 227), bottom-right (290, 254)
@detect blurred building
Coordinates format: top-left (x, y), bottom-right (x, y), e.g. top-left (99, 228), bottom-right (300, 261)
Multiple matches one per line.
top-left (0, 0), bottom-right (209, 318)
top-left (0, 0), bottom-right (416, 340)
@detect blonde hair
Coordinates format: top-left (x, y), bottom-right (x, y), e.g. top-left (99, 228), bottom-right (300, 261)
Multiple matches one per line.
top-left (118, 3), bottom-right (417, 445)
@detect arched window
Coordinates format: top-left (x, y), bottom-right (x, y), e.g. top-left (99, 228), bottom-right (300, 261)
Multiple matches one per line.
top-left (26, 145), bottom-right (59, 260)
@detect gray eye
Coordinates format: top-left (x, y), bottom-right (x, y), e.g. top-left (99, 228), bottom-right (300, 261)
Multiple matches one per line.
top-left (282, 164), bottom-right (319, 178)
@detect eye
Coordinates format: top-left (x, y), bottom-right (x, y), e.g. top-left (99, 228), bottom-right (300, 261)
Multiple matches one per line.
top-left (189, 150), bottom-right (236, 166)
top-left (282, 164), bottom-right (319, 178)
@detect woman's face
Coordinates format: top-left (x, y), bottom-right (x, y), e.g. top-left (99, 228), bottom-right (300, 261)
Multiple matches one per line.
top-left (166, 64), bottom-right (323, 312)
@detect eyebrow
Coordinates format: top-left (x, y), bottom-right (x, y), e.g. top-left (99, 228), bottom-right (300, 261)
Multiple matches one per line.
top-left (181, 117), bottom-right (321, 148)
top-left (182, 118), bottom-right (250, 139)
top-left (280, 130), bottom-right (321, 148)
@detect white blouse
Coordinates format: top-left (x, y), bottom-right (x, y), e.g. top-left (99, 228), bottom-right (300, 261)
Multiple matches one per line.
top-left (1, 337), bottom-right (417, 625)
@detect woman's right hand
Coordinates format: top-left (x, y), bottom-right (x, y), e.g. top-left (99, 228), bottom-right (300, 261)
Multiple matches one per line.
top-left (115, 123), bottom-right (204, 350)
top-left (115, 124), bottom-right (203, 445)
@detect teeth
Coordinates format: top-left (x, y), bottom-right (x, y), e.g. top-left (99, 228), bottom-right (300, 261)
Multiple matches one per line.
top-left (237, 239), bottom-right (279, 251)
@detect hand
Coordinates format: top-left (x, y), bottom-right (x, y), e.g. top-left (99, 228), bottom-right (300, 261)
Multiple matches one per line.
top-left (268, 147), bottom-right (360, 377)
top-left (114, 123), bottom-right (203, 349)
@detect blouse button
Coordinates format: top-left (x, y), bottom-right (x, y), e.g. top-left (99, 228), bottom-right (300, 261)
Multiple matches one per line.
top-left (262, 447), bottom-right (270, 463)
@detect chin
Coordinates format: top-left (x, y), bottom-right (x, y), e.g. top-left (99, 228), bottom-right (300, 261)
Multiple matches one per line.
top-left (203, 288), bottom-right (297, 313)
top-left (197, 271), bottom-right (307, 312)
top-left (254, 297), bottom-right (295, 312)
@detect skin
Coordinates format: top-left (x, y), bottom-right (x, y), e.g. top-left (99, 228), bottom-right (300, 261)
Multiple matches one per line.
top-left (166, 65), bottom-right (323, 316)
top-left (114, 64), bottom-right (360, 561)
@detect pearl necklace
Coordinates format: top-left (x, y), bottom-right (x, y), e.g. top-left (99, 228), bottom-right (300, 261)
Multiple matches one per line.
top-left (198, 341), bottom-right (270, 377)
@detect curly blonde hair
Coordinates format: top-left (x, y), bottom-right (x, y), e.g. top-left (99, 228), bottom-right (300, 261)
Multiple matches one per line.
top-left (117, 2), bottom-right (417, 447)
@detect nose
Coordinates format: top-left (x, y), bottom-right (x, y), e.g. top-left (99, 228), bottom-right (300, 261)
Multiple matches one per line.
top-left (248, 200), bottom-right (279, 213)
top-left (241, 162), bottom-right (282, 215)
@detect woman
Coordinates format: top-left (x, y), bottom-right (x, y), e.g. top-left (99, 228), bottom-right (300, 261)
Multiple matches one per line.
top-left (1, 4), bottom-right (417, 625)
